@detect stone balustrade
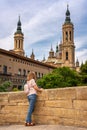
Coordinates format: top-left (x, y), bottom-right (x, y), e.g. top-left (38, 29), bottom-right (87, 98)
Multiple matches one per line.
top-left (0, 86), bottom-right (87, 127)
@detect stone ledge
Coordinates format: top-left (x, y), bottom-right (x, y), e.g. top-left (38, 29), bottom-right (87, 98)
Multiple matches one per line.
top-left (0, 86), bottom-right (87, 128)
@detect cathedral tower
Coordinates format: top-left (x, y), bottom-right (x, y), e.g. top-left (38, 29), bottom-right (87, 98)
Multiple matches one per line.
top-left (30, 49), bottom-right (35, 60)
top-left (62, 5), bottom-right (75, 68)
top-left (48, 45), bottom-right (55, 58)
top-left (14, 16), bottom-right (25, 56)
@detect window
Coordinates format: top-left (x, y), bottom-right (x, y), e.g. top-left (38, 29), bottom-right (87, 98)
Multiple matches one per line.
top-left (69, 31), bottom-right (71, 41)
top-left (16, 40), bottom-right (17, 44)
top-left (27, 70), bottom-right (30, 74)
top-left (42, 73), bottom-right (43, 77)
top-left (35, 72), bottom-right (37, 77)
top-left (23, 69), bottom-right (26, 76)
top-left (3, 65), bottom-right (7, 74)
top-left (18, 69), bottom-right (21, 75)
top-left (15, 40), bottom-right (17, 48)
top-left (38, 72), bottom-right (40, 78)
top-left (66, 31), bottom-right (68, 41)
top-left (66, 52), bottom-right (68, 60)
top-left (19, 40), bottom-right (20, 48)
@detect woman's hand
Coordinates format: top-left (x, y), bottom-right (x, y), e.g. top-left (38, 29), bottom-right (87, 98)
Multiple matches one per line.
top-left (39, 88), bottom-right (44, 92)
top-left (34, 85), bottom-right (44, 92)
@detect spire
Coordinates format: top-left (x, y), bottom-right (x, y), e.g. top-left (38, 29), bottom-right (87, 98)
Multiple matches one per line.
top-left (43, 55), bottom-right (46, 61)
top-left (30, 49), bottom-right (35, 60)
top-left (15, 16), bottom-right (23, 34)
top-left (76, 58), bottom-right (79, 67)
top-left (49, 44), bottom-right (54, 58)
top-left (32, 49), bottom-right (34, 55)
top-left (50, 44), bottom-right (53, 51)
top-left (56, 43), bottom-right (58, 53)
top-left (65, 4), bottom-right (71, 23)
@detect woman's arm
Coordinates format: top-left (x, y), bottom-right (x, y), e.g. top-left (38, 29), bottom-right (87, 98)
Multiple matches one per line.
top-left (34, 85), bottom-right (43, 92)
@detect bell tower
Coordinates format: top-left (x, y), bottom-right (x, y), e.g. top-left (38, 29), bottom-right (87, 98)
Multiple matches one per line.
top-left (48, 45), bottom-right (55, 58)
top-left (14, 16), bottom-right (25, 56)
top-left (62, 5), bottom-right (75, 68)
top-left (30, 49), bottom-right (35, 60)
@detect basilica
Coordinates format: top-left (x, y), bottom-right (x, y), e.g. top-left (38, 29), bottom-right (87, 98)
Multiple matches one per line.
top-left (0, 5), bottom-right (79, 89)
top-left (11, 5), bottom-right (79, 70)
top-left (43, 5), bottom-right (79, 71)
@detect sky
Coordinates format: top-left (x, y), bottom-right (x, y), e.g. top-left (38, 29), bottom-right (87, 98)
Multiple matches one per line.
top-left (0, 0), bottom-right (87, 65)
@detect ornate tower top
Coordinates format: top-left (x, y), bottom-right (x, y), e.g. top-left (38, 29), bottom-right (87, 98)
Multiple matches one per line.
top-left (50, 44), bottom-right (54, 52)
top-left (30, 49), bottom-right (35, 60)
top-left (65, 4), bottom-right (71, 24)
top-left (56, 43), bottom-right (58, 53)
top-left (43, 55), bottom-right (46, 61)
top-left (48, 44), bottom-right (54, 58)
top-left (13, 16), bottom-right (25, 56)
top-left (76, 58), bottom-right (79, 67)
top-left (15, 16), bottom-right (23, 34)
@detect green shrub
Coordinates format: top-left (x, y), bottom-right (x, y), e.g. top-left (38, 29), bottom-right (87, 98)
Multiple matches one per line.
top-left (0, 81), bottom-right (12, 92)
top-left (37, 67), bottom-right (80, 89)
top-left (12, 88), bottom-right (19, 91)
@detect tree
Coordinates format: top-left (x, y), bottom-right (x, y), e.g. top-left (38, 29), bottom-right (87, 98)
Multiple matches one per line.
top-left (0, 80), bottom-right (12, 92)
top-left (37, 67), bottom-right (80, 89)
top-left (80, 61), bottom-right (87, 85)
top-left (80, 60), bottom-right (87, 74)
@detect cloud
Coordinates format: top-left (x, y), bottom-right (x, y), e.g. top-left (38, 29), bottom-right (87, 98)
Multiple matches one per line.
top-left (0, 34), bottom-right (13, 50)
top-left (0, 0), bottom-right (87, 65)
top-left (76, 49), bottom-right (87, 64)
top-left (75, 35), bottom-right (87, 50)
top-left (23, 1), bottom-right (64, 45)
top-left (75, 35), bottom-right (87, 64)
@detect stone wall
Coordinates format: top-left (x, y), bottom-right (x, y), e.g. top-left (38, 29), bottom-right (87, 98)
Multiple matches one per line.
top-left (0, 86), bottom-right (87, 127)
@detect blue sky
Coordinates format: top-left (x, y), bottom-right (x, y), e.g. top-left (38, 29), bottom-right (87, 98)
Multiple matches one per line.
top-left (0, 0), bottom-right (87, 65)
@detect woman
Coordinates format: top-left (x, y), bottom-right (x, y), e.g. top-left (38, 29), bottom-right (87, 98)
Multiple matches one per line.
top-left (24, 71), bottom-right (43, 126)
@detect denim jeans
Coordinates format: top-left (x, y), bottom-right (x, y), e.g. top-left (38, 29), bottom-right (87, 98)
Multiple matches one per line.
top-left (26, 94), bottom-right (37, 123)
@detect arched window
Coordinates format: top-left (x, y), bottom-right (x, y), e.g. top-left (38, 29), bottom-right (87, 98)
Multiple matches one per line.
top-left (3, 65), bottom-right (7, 74)
top-left (27, 70), bottom-right (30, 74)
top-left (16, 40), bottom-right (17, 48)
top-left (66, 31), bottom-right (68, 41)
top-left (19, 40), bottom-right (20, 48)
top-left (23, 69), bottom-right (26, 76)
top-left (18, 69), bottom-right (21, 75)
top-left (42, 73), bottom-right (43, 77)
top-left (69, 31), bottom-right (71, 41)
top-left (66, 52), bottom-right (68, 60)
top-left (35, 72), bottom-right (37, 77)
top-left (39, 72), bottom-right (40, 78)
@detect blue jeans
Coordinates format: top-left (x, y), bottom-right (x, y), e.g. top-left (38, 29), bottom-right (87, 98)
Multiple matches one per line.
top-left (26, 94), bottom-right (37, 123)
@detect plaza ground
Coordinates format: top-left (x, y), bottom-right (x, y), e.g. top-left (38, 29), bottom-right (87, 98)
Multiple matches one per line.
top-left (0, 125), bottom-right (87, 130)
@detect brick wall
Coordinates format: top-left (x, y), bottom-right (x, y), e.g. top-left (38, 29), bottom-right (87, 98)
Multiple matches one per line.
top-left (0, 86), bottom-right (87, 127)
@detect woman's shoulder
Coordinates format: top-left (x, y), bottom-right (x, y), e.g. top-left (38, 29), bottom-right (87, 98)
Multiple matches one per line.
top-left (27, 79), bottom-right (35, 83)
top-left (24, 83), bottom-right (28, 89)
top-left (30, 79), bottom-right (35, 82)
top-left (30, 79), bottom-right (36, 86)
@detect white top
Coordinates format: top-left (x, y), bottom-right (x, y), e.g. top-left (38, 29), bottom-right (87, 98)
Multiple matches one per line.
top-left (24, 79), bottom-right (37, 96)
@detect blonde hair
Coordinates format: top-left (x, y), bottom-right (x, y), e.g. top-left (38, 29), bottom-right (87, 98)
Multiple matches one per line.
top-left (27, 72), bottom-right (36, 81)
